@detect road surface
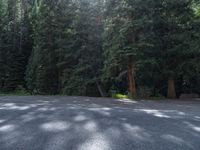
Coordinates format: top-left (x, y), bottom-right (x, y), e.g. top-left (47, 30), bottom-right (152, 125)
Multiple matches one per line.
top-left (0, 96), bottom-right (199, 150)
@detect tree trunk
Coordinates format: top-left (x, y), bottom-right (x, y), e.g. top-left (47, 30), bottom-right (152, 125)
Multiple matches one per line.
top-left (96, 81), bottom-right (107, 97)
top-left (128, 63), bottom-right (136, 97)
top-left (167, 77), bottom-right (176, 99)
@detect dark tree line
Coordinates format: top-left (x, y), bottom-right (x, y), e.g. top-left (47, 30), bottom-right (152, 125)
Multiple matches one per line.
top-left (0, 0), bottom-right (200, 98)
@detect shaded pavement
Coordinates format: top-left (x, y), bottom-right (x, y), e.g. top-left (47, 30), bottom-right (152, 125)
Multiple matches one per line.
top-left (0, 96), bottom-right (199, 150)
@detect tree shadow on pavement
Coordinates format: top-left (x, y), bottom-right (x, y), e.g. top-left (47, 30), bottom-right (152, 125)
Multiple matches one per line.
top-left (0, 96), bottom-right (199, 150)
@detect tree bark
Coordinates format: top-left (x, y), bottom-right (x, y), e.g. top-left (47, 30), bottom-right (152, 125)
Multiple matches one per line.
top-left (128, 63), bottom-right (136, 97)
top-left (96, 81), bottom-right (107, 97)
top-left (167, 77), bottom-right (176, 99)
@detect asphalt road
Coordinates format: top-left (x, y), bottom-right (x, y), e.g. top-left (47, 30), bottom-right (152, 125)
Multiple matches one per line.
top-left (0, 96), bottom-right (199, 150)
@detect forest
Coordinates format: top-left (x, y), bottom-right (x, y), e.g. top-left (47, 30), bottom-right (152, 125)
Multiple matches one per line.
top-left (0, 0), bottom-right (200, 98)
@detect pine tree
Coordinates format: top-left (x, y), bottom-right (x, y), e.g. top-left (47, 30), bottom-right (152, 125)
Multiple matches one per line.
top-left (0, 0), bottom-right (7, 90)
top-left (0, 0), bottom-right (31, 92)
top-left (0, 0), bottom-right (199, 97)
top-left (152, 0), bottom-right (197, 98)
top-left (26, 0), bottom-right (59, 94)
top-left (103, 0), bottom-right (154, 97)
top-left (61, 0), bottom-right (104, 96)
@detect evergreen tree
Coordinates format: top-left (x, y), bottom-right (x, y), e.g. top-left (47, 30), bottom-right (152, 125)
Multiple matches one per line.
top-left (61, 0), bottom-right (103, 96)
top-left (0, 0), bottom-right (199, 98)
top-left (152, 0), bottom-right (197, 98)
top-left (0, 0), bottom-right (7, 90)
top-left (103, 0), bottom-right (154, 97)
top-left (0, 0), bottom-right (32, 92)
top-left (26, 0), bottom-right (59, 94)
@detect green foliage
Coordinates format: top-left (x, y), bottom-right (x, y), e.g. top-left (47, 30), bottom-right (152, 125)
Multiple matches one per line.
top-left (0, 85), bottom-right (30, 96)
top-left (26, 0), bottom-right (59, 95)
top-left (0, 0), bottom-right (33, 92)
top-left (112, 94), bottom-right (128, 99)
top-left (0, 0), bottom-right (199, 98)
top-left (24, 0), bottom-right (104, 96)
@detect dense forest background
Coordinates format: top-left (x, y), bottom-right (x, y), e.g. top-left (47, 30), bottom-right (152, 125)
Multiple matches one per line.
top-left (0, 0), bottom-right (200, 98)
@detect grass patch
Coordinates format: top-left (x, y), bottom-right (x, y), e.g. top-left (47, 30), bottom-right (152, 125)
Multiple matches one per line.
top-left (112, 93), bottom-right (129, 99)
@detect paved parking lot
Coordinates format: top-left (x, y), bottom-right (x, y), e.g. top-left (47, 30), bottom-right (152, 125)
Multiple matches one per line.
top-left (0, 96), bottom-right (199, 150)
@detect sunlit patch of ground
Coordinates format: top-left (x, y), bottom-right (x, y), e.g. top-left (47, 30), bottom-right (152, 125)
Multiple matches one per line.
top-left (0, 96), bottom-right (199, 150)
